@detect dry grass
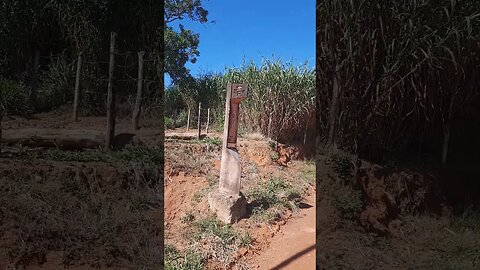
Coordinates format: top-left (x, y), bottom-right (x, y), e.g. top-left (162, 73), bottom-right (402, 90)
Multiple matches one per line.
top-left (165, 214), bottom-right (251, 270)
top-left (242, 132), bottom-right (266, 141)
top-left (0, 150), bottom-right (163, 269)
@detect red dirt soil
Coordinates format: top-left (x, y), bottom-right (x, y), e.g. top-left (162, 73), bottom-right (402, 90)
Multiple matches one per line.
top-left (246, 189), bottom-right (316, 269)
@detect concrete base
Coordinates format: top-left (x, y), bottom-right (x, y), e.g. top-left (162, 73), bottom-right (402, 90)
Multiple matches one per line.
top-left (208, 189), bottom-right (247, 224)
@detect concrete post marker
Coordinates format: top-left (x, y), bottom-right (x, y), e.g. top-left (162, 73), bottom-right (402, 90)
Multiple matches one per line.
top-left (208, 83), bottom-right (248, 224)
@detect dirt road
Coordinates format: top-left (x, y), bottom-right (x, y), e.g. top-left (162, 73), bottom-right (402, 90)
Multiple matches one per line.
top-left (247, 189), bottom-right (316, 270)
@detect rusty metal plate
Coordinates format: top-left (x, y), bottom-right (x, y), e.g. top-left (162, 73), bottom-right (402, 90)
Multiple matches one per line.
top-left (231, 83), bottom-right (248, 102)
top-left (227, 103), bottom-right (239, 148)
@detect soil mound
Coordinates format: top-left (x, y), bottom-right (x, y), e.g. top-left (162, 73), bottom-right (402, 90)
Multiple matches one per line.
top-left (355, 161), bottom-right (448, 234)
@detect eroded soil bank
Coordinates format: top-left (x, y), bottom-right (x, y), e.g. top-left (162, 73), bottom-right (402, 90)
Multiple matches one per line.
top-left (317, 151), bottom-right (480, 270)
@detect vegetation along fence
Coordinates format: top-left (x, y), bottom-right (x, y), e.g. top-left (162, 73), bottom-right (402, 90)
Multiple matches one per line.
top-left (165, 59), bottom-right (315, 143)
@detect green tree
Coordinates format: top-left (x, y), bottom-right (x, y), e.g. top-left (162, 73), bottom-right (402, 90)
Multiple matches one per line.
top-left (164, 0), bottom-right (208, 85)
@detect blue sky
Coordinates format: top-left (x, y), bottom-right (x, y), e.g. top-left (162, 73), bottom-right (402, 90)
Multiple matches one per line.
top-left (165, 0), bottom-right (315, 86)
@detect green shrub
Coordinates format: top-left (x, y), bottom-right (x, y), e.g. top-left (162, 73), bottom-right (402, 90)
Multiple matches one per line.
top-left (37, 54), bottom-right (74, 111)
top-left (175, 109), bottom-right (188, 128)
top-left (334, 190), bottom-right (363, 219)
top-left (268, 140), bottom-right (277, 151)
top-left (0, 77), bottom-right (28, 115)
top-left (330, 153), bottom-right (354, 181)
top-left (165, 117), bottom-right (175, 129)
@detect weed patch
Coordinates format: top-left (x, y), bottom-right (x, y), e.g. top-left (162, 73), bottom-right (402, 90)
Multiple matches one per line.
top-left (333, 189), bottom-right (363, 219)
top-left (450, 207), bottom-right (480, 233)
top-left (181, 211), bottom-right (196, 224)
top-left (299, 160), bottom-right (315, 185)
top-left (270, 151), bottom-right (279, 162)
top-left (247, 178), bottom-right (302, 223)
top-left (192, 186), bottom-right (214, 203)
top-left (187, 216), bottom-right (244, 267)
top-left (202, 137), bottom-right (221, 146)
top-left (329, 153), bottom-right (354, 181)
top-left (192, 216), bottom-right (237, 244)
top-left (248, 178), bottom-right (301, 209)
top-left (165, 245), bottom-right (204, 270)
top-left (251, 207), bottom-right (281, 223)
top-left (5, 146), bottom-right (164, 165)
top-left (236, 232), bottom-right (253, 248)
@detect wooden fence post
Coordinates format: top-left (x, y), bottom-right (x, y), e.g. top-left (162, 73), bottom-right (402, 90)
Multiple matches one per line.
top-left (173, 108), bottom-right (177, 128)
top-left (197, 102), bottom-right (202, 139)
top-left (72, 51), bottom-right (83, 121)
top-left (106, 32), bottom-right (117, 149)
top-left (205, 108), bottom-right (210, 134)
top-left (132, 51), bottom-right (145, 130)
top-left (30, 49), bottom-right (40, 109)
top-left (187, 107), bottom-right (191, 131)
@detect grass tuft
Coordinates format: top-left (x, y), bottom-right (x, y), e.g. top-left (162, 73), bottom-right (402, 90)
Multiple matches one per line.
top-left (165, 245), bottom-right (204, 270)
top-left (247, 178), bottom-right (302, 223)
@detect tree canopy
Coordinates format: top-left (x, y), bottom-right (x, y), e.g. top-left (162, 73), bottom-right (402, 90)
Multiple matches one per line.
top-left (164, 0), bottom-right (208, 85)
